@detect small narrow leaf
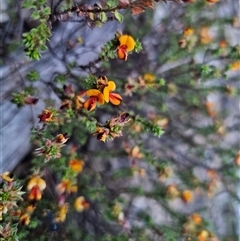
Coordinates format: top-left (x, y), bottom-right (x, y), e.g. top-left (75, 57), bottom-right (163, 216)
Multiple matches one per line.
top-left (99, 12), bottom-right (108, 23)
top-left (114, 11), bottom-right (124, 23)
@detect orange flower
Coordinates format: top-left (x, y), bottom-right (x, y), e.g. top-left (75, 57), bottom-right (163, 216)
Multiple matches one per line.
top-left (38, 109), bottom-right (56, 122)
top-left (103, 81), bottom-right (122, 105)
top-left (191, 213), bottom-right (202, 225)
top-left (84, 89), bottom-right (104, 111)
top-left (197, 230), bottom-right (209, 241)
top-left (27, 176), bottom-right (46, 191)
top-left (182, 190), bottom-right (193, 203)
top-left (205, 101), bottom-right (216, 117)
top-left (200, 27), bottom-right (213, 44)
top-left (19, 213), bottom-right (31, 225)
top-left (117, 35), bottom-right (136, 61)
top-left (230, 61), bottom-right (240, 71)
top-left (167, 184), bottom-right (180, 198)
top-left (55, 203), bottom-right (69, 223)
top-left (56, 179), bottom-right (78, 195)
top-left (184, 27), bottom-right (194, 36)
top-left (0, 172), bottom-right (13, 182)
top-left (27, 176), bottom-right (46, 200)
top-left (68, 159), bottom-right (84, 173)
top-left (74, 196), bottom-right (90, 212)
top-left (28, 186), bottom-right (42, 200)
top-left (131, 146), bottom-right (143, 159)
top-left (93, 127), bottom-right (109, 142)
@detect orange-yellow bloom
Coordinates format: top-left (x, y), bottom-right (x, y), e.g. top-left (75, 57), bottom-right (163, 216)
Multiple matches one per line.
top-left (117, 35), bottom-right (136, 61)
top-left (182, 190), bottom-right (193, 203)
top-left (19, 213), bottom-right (31, 225)
top-left (103, 81), bottom-right (122, 105)
top-left (200, 27), bottom-right (213, 44)
top-left (27, 176), bottom-right (46, 191)
top-left (68, 159), bottom-right (84, 173)
top-left (197, 230), bottom-right (209, 241)
top-left (28, 186), bottom-right (42, 201)
top-left (74, 196), bottom-right (90, 212)
top-left (84, 89), bottom-right (104, 111)
top-left (0, 172), bottom-right (13, 182)
top-left (38, 109), bottom-right (55, 122)
top-left (56, 179), bottom-right (78, 195)
top-left (230, 61), bottom-right (240, 71)
top-left (55, 203), bottom-right (69, 223)
top-left (183, 27), bottom-right (194, 36)
top-left (191, 213), bottom-right (202, 225)
top-left (167, 184), bottom-right (180, 198)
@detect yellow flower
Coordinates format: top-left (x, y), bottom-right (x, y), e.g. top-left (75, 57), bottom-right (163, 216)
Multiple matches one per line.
top-left (74, 196), bottom-right (90, 212)
top-left (55, 204), bottom-right (69, 223)
top-left (197, 230), bottom-right (209, 241)
top-left (93, 127), bottom-right (109, 142)
top-left (0, 205), bottom-right (8, 221)
top-left (182, 190), bottom-right (193, 203)
top-left (230, 61), bottom-right (240, 71)
top-left (27, 177), bottom-right (46, 191)
top-left (0, 172), bottom-right (13, 182)
top-left (167, 184), bottom-right (180, 198)
top-left (56, 179), bottom-right (78, 195)
top-left (131, 146), bottom-right (143, 159)
top-left (183, 27), bottom-right (194, 36)
top-left (38, 109), bottom-right (57, 122)
top-left (117, 35), bottom-right (136, 61)
top-left (19, 213), bottom-right (31, 225)
top-left (84, 89), bottom-right (104, 111)
top-left (68, 159), bottom-right (84, 173)
top-left (200, 27), bottom-right (213, 44)
top-left (103, 81), bottom-right (122, 105)
top-left (191, 213), bottom-right (202, 225)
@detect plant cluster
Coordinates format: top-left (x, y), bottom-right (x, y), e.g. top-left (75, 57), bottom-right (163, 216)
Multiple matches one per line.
top-left (1, 0), bottom-right (239, 241)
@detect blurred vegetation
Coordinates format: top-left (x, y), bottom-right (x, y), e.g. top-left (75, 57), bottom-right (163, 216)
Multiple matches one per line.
top-left (1, 0), bottom-right (239, 241)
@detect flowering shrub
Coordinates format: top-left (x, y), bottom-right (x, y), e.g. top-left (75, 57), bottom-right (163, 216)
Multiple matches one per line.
top-left (2, 0), bottom-right (239, 241)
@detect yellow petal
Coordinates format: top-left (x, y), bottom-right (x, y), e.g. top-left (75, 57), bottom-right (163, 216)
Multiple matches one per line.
top-left (86, 89), bottom-right (102, 97)
top-left (103, 87), bottom-right (110, 103)
top-left (119, 35), bottom-right (136, 52)
top-left (108, 81), bottom-right (116, 91)
top-left (97, 92), bottom-right (105, 105)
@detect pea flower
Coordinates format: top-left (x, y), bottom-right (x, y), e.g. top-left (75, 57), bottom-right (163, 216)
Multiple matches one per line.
top-left (84, 89), bottom-right (104, 111)
top-left (74, 196), bottom-right (89, 212)
top-left (68, 159), bottom-right (84, 174)
top-left (56, 179), bottom-right (77, 195)
top-left (181, 190), bottom-right (194, 203)
top-left (38, 108), bottom-right (58, 122)
top-left (55, 203), bottom-right (69, 223)
top-left (117, 35), bottom-right (136, 61)
top-left (103, 81), bottom-right (122, 105)
top-left (27, 176), bottom-right (46, 201)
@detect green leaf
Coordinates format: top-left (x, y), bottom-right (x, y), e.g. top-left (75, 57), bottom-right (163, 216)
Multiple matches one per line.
top-left (30, 10), bottom-right (40, 20)
top-left (106, 0), bottom-right (118, 8)
top-left (99, 12), bottom-right (108, 23)
top-left (114, 11), bottom-right (123, 23)
top-left (43, 6), bottom-right (51, 16)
